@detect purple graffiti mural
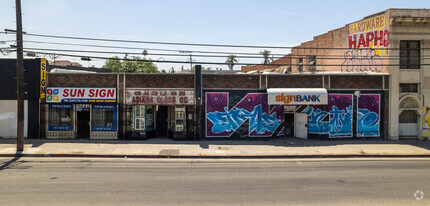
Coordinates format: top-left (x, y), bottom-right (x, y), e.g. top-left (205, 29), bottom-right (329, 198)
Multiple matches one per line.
top-left (302, 94), bottom-right (353, 138)
top-left (357, 94), bottom-right (380, 137)
top-left (328, 94), bottom-right (353, 138)
top-left (206, 92), bottom-right (284, 137)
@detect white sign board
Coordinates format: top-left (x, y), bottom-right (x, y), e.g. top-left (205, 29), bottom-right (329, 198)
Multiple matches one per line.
top-left (46, 88), bottom-right (117, 103)
top-left (126, 89), bottom-right (195, 105)
top-left (267, 88), bottom-right (328, 105)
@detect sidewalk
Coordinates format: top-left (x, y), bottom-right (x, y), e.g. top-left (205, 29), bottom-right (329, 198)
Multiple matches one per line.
top-left (1, 137), bottom-right (430, 158)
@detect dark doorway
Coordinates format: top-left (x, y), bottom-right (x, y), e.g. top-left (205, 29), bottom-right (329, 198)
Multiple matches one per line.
top-left (284, 113), bottom-right (294, 137)
top-left (77, 111), bottom-right (90, 138)
top-left (156, 106), bottom-right (169, 137)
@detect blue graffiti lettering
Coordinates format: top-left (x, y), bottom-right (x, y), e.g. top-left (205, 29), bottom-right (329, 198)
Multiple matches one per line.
top-left (303, 105), bottom-right (353, 137)
top-left (207, 104), bottom-right (281, 136)
top-left (357, 108), bottom-right (380, 137)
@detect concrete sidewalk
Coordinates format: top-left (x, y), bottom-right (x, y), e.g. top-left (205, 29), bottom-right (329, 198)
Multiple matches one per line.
top-left (1, 137), bottom-right (430, 158)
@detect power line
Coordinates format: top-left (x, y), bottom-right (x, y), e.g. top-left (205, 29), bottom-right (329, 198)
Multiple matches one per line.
top-left (10, 47), bottom-right (430, 60)
top-left (21, 40), bottom-right (291, 56)
top-left (2, 31), bottom-right (421, 50)
top-left (21, 50), bottom-right (430, 67)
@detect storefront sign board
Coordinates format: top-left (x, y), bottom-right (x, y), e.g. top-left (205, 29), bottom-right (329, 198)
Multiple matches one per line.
top-left (46, 88), bottom-right (116, 103)
top-left (126, 89), bottom-right (195, 105)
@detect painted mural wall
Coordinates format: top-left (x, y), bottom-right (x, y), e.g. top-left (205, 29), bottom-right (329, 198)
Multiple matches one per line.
top-left (357, 94), bottom-right (381, 137)
top-left (204, 91), bottom-right (383, 139)
top-left (302, 94), bottom-right (353, 138)
top-left (300, 93), bottom-right (382, 138)
top-left (205, 91), bottom-right (284, 138)
top-left (342, 14), bottom-right (389, 72)
top-left (423, 106), bottom-right (430, 137)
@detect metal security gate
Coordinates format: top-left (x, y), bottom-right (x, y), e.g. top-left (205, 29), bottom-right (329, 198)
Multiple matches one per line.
top-left (399, 110), bottom-right (418, 139)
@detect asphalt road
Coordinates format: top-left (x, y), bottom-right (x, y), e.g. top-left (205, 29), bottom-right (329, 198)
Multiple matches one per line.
top-left (0, 157), bottom-right (429, 206)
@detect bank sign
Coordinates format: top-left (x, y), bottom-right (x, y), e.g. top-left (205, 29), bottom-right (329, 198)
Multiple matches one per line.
top-left (46, 88), bottom-right (117, 103)
top-left (267, 88), bottom-right (328, 105)
top-left (126, 89), bottom-right (195, 105)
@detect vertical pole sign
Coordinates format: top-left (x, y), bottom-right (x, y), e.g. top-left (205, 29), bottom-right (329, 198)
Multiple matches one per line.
top-left (40, 58), bottom-right (47, 99)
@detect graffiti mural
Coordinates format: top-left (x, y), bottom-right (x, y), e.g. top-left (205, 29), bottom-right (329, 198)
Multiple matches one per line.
top-left (205, 92), bottom-right (284, 138)
top-left (341, 48), bottom-right (383, 72)
top-left (302, 94), bottom-right (353, 138)
top-left (343, 14), bottom-right (389, 73)
top-left (357, 94), bottom-right (381, 137)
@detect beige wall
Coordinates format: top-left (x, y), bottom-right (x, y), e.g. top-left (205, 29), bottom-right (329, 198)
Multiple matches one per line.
top-left (0, 100), bottom-right (28, 138)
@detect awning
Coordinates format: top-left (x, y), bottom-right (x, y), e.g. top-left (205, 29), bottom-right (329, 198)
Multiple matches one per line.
top-left (267, 88), bottom-right (328, 105)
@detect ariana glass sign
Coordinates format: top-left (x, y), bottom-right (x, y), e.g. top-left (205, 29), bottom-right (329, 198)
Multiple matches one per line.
top-left (126, 89), bottom-right (195, 105)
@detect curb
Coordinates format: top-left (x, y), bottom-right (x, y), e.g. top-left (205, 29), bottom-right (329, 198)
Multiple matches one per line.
top-left (2, 153), bottom-right (430, 158)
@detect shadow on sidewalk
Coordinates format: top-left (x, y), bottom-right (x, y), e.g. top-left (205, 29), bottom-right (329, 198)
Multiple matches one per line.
top-left (1, 136), bottom-right (430, 152)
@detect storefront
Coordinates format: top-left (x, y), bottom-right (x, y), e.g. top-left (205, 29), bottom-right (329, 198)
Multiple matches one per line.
top-left (267, 88), bottom-right (328, 139)
top-left (267, 88), bottom-right (383, 139)
top-left (45, 87), bottom-right (118, 139)
top-left (125, 89), bottom-right (197, 140)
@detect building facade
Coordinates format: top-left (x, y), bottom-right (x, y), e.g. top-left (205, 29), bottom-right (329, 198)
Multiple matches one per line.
top-left (0, 59), bottom-right (44, 139)
top-left (243, 9), bottom-right (430, 140)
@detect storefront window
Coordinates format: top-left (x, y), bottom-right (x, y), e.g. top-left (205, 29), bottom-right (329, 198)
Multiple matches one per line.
top-left (48, 104), bottom-right (74, 130)
top-left (134, 105), bottom-right (146, 131)
top-left (146, 106), bottom-right (154, 130)
top-left (91, 105), bottom-right (117, 131)
top-left (173, 106), bottom-right (186, 132)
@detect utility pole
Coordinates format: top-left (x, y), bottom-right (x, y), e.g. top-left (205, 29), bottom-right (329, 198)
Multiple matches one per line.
top-left (189, 54), bottom-right (193, 70)
top-left (179, 51), bottom-right (194, 70)
top-left (15, 0), bottom-right (25, 152)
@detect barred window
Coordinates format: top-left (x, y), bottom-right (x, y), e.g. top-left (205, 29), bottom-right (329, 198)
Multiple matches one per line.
top-left (92, 109), bottom-right (114, 127)
top-left (134, 105), bottom-right (146, 131)
top-left (48, 105), bottom-right (73, 131)
top-left (400, 41), bottom-right (420, 69)
top-left (91, 105), bottom-right (116, 131)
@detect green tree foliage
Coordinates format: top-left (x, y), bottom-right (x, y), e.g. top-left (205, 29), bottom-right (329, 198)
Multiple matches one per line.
top-left (225, 55), bottom-right (238, 70)
top-left (260, 50), bottom-right (271, 64)
top-left (103, 56), bottom-right (159, 73)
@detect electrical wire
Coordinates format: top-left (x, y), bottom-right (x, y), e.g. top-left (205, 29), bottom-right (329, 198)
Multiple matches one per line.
top-left (20, 49), bottom-right (430, 67)
top-left (13, 47), bottom-right (429, 60)
top-left (1, 31), bottom-right (426, 50)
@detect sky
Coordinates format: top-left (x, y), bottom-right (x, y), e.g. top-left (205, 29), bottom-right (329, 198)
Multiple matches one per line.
top-left (1, 0), bottom-right (429, 71)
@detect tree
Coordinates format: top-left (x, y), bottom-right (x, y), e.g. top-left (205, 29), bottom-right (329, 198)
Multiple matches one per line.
top-left (260, 50), bottom-right (271, 64)
top-left (161, 69), bottom-right (167, 73)
top-left (104, 56), bottom-right (122, 72)
top-left (103, 56), bottom-right (159, 73)
top-left (170, 67), bottom-right (175, 73)
top-left (225, 55), bottom-right (238, 70)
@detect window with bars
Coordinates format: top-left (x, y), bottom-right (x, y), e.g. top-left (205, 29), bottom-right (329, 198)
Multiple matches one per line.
top-left (399, 83), bottom-right (418, 93)
top-left (48, 105), bottom-right (74, 130)
top-left (309, 56), bottom-right (316, 70)
top-left (91, 105), bottom-right (116, 131)
top-left (299, 58), bottom-right (303, 71)
top-left (134, 105), bottom-right (146, 131)
top-left (400, 41), bottom-right (420, 69)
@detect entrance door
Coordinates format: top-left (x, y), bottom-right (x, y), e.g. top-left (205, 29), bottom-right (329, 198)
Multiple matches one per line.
top-left (294, 113), bottom-right (308, 139)
top-left (77, 111), bottom-right (90, 138)
top-left (284, 113), bottom-right (294, 137)
top-left (156, 106), bottom-right (168, 137)
top-left (399, 110), bottom-right (418, 139)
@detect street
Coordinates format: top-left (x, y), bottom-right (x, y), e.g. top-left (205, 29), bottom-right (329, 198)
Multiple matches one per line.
top-left (0, 157), bottom-right (429, 206)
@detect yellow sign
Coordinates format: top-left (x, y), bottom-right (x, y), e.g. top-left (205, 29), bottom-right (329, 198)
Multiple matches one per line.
top-left (40, 58), bottom-right (47, 99)
top-left (423, 106), bottom-right (430, 137)
top-left (349, 14), bottom-right (386, 35)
